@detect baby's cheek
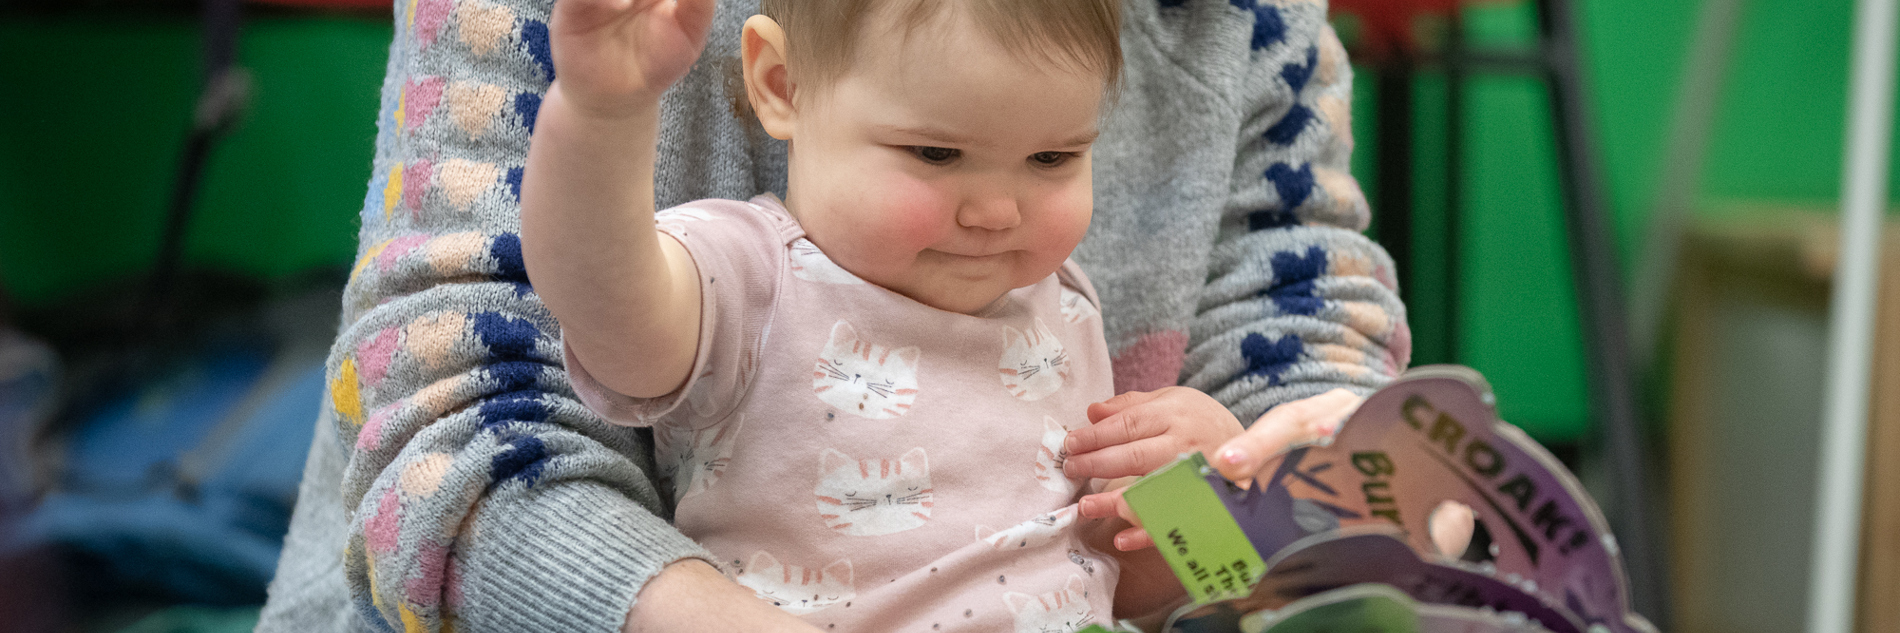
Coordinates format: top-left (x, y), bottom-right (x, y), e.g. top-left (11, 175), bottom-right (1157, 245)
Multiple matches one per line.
top-left (1032, 184), bottom-right (1093, 254)
top-left (875, 178), bottom-right (958, 250)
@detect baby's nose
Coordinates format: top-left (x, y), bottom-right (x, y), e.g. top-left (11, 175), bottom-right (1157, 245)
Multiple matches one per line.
top-left (956, 197), bottom-right (1021, 231)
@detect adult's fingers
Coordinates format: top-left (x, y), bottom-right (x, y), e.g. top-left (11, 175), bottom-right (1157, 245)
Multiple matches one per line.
top-left (1210, 388), bottom-right (1362, 481)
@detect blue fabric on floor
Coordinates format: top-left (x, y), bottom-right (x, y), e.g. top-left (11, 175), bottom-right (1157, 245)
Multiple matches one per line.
top-left (17, 342), bottom-right (323, 604)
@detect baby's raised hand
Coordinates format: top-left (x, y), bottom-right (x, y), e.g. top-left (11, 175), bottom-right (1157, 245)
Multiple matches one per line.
top-left (550, 0), bottom-right (716, 115)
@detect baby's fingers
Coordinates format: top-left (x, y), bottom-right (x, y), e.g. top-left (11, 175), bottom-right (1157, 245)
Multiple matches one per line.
top-left (668, 0), bottom-right (717, 45)
top-left (1113, 526), bottom-right (1155, 552)
top-left (1078, 490), bottom-right (1124, 520)
top-left (1063, 435), bottom-right (1186, 480)
top-left (1079, 490), bottom-right (1153, 550)
top-left (553, 0), bottom-right (644, 33)
top-left (1068, 396), bottom-right (1175, 460)
top-left (1085, 389), bottom-right (1163, 424)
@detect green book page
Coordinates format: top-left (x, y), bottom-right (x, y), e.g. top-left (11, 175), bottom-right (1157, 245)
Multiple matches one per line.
top-left (1121, 453), bottom-right (1268, 603)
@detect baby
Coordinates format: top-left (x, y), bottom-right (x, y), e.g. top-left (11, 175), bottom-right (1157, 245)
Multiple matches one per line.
top-left (521, 0), bottom-right (1186, 629)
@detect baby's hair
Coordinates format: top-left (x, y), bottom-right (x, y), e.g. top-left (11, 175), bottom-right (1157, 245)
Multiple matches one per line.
top-left (758, 0), bottom-right (1122, 99)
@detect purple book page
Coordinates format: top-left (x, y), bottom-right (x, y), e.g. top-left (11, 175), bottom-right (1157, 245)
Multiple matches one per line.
top-left (1164, 529), bottom-right (1580, 633)
top-left (1200, 469), bottom-right (1312, 564)
top-left (1254, 528), bottom-right (1585, 633)
top-left (1414, 604), bottom-right (1562, 633)
top-left (1250, 365), bottom-right (1657, 633)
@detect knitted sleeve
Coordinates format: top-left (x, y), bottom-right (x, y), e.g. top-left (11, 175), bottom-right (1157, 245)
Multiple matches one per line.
top-left (1181, 1), bottom-right (1412, 423)
top-left (323, 0), bottom-right (715, 630)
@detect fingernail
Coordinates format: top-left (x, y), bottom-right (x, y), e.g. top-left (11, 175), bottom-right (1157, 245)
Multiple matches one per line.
top-left (1218, 448), bottom-right (1251, 468)
top-left (1064, 435), bottom-right (1077, 453)
top-left (1114, 534), bottom-right (1131, 551)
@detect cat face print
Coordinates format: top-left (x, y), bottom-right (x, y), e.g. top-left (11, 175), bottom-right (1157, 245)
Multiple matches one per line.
top-left (1000, 319), bottom-right (1069, 401)
top-left (1002, 575), bottom-right (1096, 633)
top-left (735, 551), bottom-right (855, 615)
top-left (789, 238), bottom-right (865, 284)
top-left (812, 321), bottom-right (921, 419)
top-left (1058, 287), bottom-right (1099, 324)
top-left (1034, 416), bottom-right (1082, 494)
top-left (816, 447), bottom-right (933, 536)
top-left (655, 415), bottom-right (744, 502)
top-left (975, 505), bottom-right (1078, 550)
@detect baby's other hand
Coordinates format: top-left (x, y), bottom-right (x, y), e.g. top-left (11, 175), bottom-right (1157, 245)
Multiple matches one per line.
top-left (1064, 387), bottom-right (1244, 481)
top-left (551, 0), bottom-right (716, 115)
top-left (1066, 387), bottom-right (1245, 551)
top-left (1070, 387), bottom-right (1364, 551)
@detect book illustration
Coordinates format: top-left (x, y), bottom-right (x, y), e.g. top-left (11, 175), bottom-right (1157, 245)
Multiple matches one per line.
top-left (1240, 583), bottom-right (1558, 633)
top-left (1121, 365), bottom-right (1654, 633)
top-left (1249, 365), bottom-right (1653, 633)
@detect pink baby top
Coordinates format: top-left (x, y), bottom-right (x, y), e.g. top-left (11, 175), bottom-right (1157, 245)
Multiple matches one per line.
top-left (566, 196), bottom-right (1121, 632)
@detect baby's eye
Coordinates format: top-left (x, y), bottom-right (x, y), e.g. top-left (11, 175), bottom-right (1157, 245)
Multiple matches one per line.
top-left (1030, 151), bottom-right (1074, 167)
top-left (912, 146), bottom-right (960, 164)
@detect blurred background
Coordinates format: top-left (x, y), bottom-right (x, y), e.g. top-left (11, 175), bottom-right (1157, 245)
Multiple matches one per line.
top-left (0, 0), bottom-right (1895, 631)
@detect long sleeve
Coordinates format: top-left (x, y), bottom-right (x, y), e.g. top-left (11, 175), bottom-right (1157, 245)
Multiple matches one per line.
top-left (1179, 1), bottom-right (1411, 423)
top-left (280, 0), bottom-right (719, 630)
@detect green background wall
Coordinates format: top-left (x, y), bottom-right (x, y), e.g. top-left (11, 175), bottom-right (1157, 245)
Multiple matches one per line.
top-left (0, 13), bottom-right (388, 304)
top-left (1346, 0), bottom-right (1884, 440)
top-left (0, 0), bottom-right (1884, 441)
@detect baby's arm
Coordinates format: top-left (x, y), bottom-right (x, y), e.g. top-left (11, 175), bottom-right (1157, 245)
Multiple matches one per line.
top-left (522, 0), bottom-right (715, 398)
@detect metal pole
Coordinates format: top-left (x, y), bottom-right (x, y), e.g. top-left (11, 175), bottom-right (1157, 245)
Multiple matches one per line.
top-left (1375, 57), bottom-right (1417, 320)
top-left (1807, 0), bottom-right (1895, 629)
top-left (1444, 2), bottom-right (1466, 365)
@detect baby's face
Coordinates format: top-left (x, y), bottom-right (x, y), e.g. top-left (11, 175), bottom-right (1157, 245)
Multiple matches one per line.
top-left (782, 11), bottom-right (1106, 315)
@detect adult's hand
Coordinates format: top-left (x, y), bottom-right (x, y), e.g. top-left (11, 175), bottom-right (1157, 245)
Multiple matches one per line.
top-left (1207, 388), bottom-right (1362, 482)
top-left (622, 559), bottom-right (825, 633)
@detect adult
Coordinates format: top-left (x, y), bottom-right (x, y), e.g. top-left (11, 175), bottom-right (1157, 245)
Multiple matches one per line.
top-left (256, 0), bottom-right (1406, 630)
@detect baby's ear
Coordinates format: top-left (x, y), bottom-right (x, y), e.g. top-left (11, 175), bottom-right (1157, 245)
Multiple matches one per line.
top-left (741, 15), bottom-right (797, 141)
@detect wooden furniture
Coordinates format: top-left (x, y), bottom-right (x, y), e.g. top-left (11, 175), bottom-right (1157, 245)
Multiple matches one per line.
top-left (1666, 211), bottom-right (1899, 633)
